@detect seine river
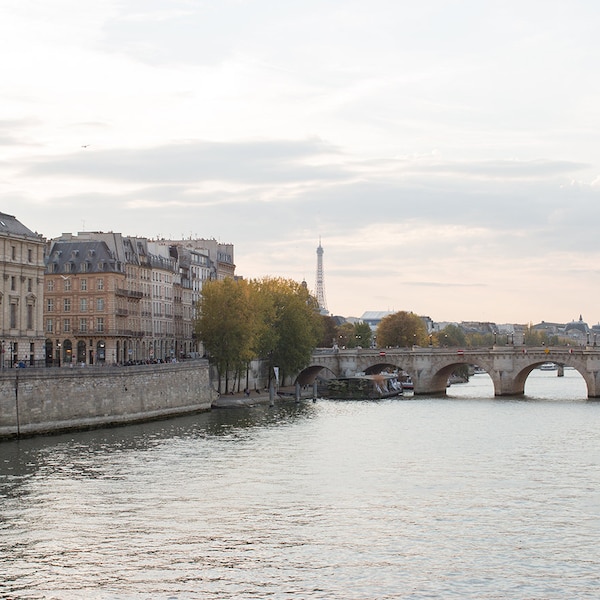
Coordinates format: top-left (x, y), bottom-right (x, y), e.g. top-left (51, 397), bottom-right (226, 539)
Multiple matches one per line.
top-left (2, 369), bottom-right (600, 599)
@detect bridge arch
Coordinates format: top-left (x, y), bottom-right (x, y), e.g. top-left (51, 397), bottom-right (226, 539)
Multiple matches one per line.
top-left (305, 347), bottom-right (600, 397)
top-left (295, 364), bottom-right (336, 386)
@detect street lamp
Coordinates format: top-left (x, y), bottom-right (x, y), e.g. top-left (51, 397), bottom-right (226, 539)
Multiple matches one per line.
top-left (56, 341), bottom-right (61, 367)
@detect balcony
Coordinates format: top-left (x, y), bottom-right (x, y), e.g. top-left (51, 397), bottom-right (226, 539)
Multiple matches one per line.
top-left (115, 288), bottom-right (143, 299)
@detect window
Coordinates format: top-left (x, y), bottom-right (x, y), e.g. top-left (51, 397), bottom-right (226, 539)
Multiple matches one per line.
top-left (63, 318), bottom-right (71, 332)
top-left (81, 279), bottom-right (87, 291)
top-left (46, 298), bottom-right (54, 312)
top-left (46, 319), bottom-right (53, 333)
top-left (97, 278), bottom-right (104, 290)
top-left (27, 305), bottom-right (33, 329)
top-left (28, 248), bottom-right (32, 262)
top-left (27, 278), bottom-right (32, 293)
top-left (64, 298), bottom-right (71, 312)
top-left (11, 246), bottom-right (16, 260)
top-left (64, 279), bottom-right (71, 291)
top-left (80, 319), bottom-right (87, 333)
top-left (47, 280), bottom-right (55, 291)
top-left (96, 298), bottom-right (104, 311)
top-left (96, 317), bottom-right (104, 332)
top-left (80, 298), bottom-right (87, 312)
top-left (10, 304), bottom-right (17, 328)
top-left (10, 276), bottom-right (15, 291)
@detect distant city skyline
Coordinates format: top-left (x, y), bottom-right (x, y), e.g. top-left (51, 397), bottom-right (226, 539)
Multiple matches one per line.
top-left (3, 2), bottom-right (600, 324)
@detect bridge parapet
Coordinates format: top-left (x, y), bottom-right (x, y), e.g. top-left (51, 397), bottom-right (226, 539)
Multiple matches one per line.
top-left (303, 346), bottom-right (600, 398)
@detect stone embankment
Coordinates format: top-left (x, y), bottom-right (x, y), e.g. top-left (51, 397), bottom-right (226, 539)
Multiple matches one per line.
top-left (0, 361), bottom-right (217, 440)
top-left (212, 386), bottom-right (316, 408)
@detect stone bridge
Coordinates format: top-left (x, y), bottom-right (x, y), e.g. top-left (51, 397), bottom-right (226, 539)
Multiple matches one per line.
top-left (297, 346), bottom-right (600, 397)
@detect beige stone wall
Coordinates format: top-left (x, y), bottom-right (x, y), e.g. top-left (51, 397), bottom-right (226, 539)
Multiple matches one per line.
top-left (0, 361), bottom-right (217, 439)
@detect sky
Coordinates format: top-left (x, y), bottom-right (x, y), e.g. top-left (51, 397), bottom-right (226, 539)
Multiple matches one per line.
top-left (2, 0), bottom-right (600, 325)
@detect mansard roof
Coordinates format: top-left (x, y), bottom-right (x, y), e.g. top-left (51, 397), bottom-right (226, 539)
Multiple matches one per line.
top-left (0, 212), bottom-right (42, 241)
top-left (565, 315), bottom-right (589, 334)
top-left (45, 239), bottom-right (123, 274)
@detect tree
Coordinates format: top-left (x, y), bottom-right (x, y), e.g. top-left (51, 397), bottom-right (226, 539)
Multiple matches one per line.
top-left (376, 311), bottom-right (428, 347)
top-left (523, 328), bottom-right (553, 346)
top-left (195, 278), bottom-right (256, 394)
top-left (252, 277), bottom-right (322, 384)
top-left (336, 321), bottom-right (373, 348)
top-left (436, 324), bottom-right (467, 347)
top-left (354, 321), bottom-right (373, 348)
top-left (318, 315), bottom-right (338, 347)
top-left (336, 322), bottom-right (355, 348)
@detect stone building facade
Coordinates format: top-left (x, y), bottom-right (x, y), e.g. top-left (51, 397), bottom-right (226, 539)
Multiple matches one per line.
top-left (0, 213), bottom-right (46, 367)
top-left (44, 232), bottom-right (235, 365)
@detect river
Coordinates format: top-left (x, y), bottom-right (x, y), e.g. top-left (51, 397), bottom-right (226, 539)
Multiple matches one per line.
top-left (1, 369), bottom-right (599, 599)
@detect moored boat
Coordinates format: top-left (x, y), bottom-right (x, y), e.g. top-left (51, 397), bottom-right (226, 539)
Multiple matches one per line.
top-left (322, 374), bottom-right (403, 399)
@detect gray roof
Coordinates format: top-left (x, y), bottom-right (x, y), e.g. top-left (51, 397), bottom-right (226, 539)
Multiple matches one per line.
top-left (0, 212), bottom-right (41, 240)
top-left (45, 240), bottom-right (122, 274)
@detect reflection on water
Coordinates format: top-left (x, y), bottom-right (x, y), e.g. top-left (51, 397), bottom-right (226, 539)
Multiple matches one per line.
top-left (448, 366), bottom-right (589, 401)
top-left (1, 374), bottom-right (600, 599)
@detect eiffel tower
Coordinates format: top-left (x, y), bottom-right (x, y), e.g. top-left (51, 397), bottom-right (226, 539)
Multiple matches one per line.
top-left (315, 239), bottom-right (329, 315)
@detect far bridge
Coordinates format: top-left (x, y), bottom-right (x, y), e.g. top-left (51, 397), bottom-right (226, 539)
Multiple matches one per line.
top-left (297, 346), bottom-right (600, 397)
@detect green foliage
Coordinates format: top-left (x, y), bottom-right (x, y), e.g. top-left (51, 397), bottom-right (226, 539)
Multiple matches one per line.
top-left (435, 324), bottom-right (467, 347)
top-left (466, 332), bottom-right (493, 347)
top-left (353, 321), bottom-right (373, 348)
top-left (252, 277), bottom-right (323, 383)
top-left (335, 321), bottom-right (373, 348)
top-left (318, 315), bottom-right (338, 347)
top-left (376, 311), bottom-right (428, 347)
top-left (335, 321), bottom-right (354, 347)
top-left (523, 328), bottom-right (554, 346)
top-left (195, 278), bottom-right (256, 393)
top-left (196, 277), bottom-right (322, 390)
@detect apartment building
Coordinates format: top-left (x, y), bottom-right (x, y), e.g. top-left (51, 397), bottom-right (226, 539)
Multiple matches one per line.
top-left (44, 233), bottom-right (230, 365)
top-left (0, 212), bottom-right (46, 367)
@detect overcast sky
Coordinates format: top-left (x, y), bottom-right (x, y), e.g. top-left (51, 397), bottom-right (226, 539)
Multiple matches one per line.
top-left (2, 0), bottom-right (600, 324)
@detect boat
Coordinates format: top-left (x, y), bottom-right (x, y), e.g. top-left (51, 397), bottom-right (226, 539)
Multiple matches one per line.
top-left (540, 362), bottom-right (558, 371)
top-left (322, 374), bottom-right (403, 399)
top-left (400, 376), bottom-right (414, 391)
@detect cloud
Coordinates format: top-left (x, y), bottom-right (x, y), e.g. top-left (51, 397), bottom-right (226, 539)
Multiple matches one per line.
top-left (22, 138), bottom-right (347, 184)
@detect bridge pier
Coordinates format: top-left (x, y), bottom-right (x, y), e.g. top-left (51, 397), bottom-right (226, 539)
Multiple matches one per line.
top-left (304, 347), bottom-right (600, 399)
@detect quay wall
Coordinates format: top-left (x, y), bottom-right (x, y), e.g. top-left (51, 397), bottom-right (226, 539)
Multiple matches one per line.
top-left (0, 361), bottom-right (217, 439)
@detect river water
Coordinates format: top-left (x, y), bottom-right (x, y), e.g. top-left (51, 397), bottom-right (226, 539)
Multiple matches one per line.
top-left (1, 369), bottom-right (599, 599)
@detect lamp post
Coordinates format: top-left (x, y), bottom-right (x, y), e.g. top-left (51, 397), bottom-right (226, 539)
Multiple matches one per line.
top-left (56, 341), bottom-right (61, 367)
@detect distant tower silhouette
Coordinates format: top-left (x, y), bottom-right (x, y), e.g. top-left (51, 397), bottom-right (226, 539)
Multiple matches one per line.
top-left (315, 239), bottom-right (329, 315)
